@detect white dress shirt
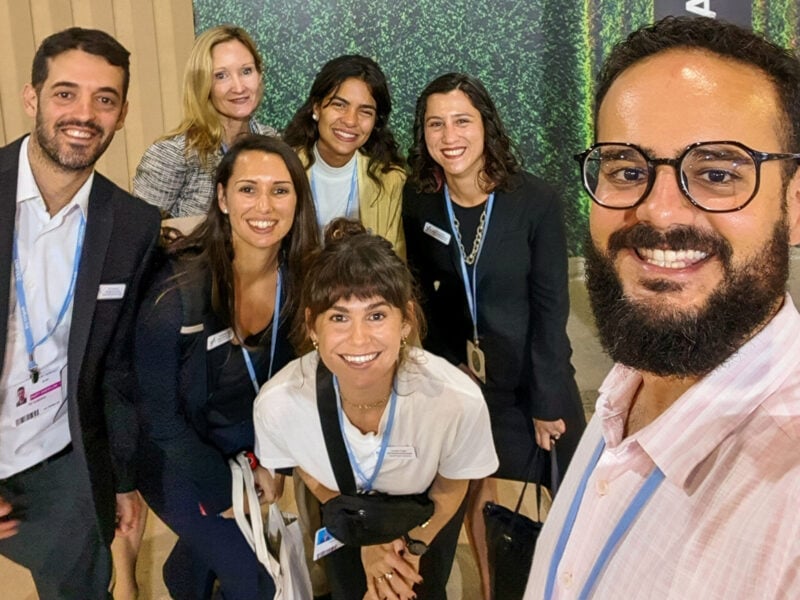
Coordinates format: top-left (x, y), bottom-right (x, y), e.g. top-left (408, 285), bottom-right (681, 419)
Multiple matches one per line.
top-left (0, 136), bottom-right (92, 478)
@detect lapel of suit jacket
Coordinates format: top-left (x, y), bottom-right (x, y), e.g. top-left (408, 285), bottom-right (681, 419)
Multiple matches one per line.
top-left (0, 140), bottom-right (23, 371)
top-left (474, 189), bottom-right (512, 288)
top-left (67, 175), bottom-right (114, 400)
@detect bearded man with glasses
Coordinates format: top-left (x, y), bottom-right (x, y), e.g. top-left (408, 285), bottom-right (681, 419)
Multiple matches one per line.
top-left (524, 16), bottom-right (800, 599)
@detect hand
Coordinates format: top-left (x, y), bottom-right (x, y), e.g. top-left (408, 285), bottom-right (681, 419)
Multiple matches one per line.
top-left (362, 539), bottom-right (421, 600)
top-left (0, 495), bottom-right (19, 540)
top-left (253, 466), bottom-right (283, 504)
top-left (533, 418), bottom-right (566, 451)
top-left (115, 490), bottom-right (144, 536)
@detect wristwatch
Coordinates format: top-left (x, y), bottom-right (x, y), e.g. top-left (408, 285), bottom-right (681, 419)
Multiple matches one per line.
top-left (403, 533), bottom-right (429, 556)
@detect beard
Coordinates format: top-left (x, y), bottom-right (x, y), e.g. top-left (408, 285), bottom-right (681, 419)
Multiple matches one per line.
top-left (34, 112), bottom-right (112, 172)
top-left (585, 220), bottom-right (789, 378)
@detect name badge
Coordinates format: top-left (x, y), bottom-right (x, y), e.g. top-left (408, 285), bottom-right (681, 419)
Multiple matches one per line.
top-left (313, 527), bottom-right (344, 561)
top-left (97, 283), bottom-right (126, 300)
top-left (386, 446), bottom-right (417, 459)
top-left (423, 222), bottom-right (451, 245)
top-left (207, 328), bottom-right (234, 351)
top-left (12, 368), bottom-right (65, 427)
top-left (467, 339), bottom-right (487, 384)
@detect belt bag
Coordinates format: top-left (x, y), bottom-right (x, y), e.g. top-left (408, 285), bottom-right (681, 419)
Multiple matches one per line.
top-left (316, 362), bottom-right (434, 546)
top-left (321, 490), bottom-right (434, 546)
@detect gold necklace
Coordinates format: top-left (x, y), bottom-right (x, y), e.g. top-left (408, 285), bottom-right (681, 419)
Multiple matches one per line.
top-left (341, 393), bottom-right (390, 411)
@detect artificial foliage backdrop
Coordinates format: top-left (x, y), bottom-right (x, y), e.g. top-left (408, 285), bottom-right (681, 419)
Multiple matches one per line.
top-left (194, 0), bottom-right (799, 254)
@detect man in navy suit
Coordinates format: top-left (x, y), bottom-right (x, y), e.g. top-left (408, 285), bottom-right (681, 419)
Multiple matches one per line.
top-left (0, 27), bottom-right (160, 598)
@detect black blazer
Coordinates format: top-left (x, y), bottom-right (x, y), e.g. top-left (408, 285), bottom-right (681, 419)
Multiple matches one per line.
top-left (403, 171), bottom-right (579, 421)
top-left (135, 258), bottom-right (294, 515)
top-left (0, 137), bottom-right (161, 542)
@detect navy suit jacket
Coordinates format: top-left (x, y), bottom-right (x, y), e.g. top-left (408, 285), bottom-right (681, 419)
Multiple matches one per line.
top-left (0, 137), bottom-right (160, 542)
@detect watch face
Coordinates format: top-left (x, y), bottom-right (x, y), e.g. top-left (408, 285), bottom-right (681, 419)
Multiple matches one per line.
top-left (405, 536), bottom-right (429, 556)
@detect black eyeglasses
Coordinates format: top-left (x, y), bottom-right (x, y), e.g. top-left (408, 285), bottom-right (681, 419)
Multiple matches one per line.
top-left (574, 141), bottom-right (800, 213)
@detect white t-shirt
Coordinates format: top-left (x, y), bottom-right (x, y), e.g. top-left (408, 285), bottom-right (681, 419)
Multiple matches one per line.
top-left (254, 348), bottom-right (499, 494)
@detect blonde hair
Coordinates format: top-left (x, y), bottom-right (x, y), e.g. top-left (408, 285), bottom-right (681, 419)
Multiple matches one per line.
top-left (165, 25), bottom-right (264, 166)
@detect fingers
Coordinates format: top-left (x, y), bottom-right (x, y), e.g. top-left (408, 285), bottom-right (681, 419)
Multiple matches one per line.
top-left (0, 498), bottom-right (19, 540)
top-left (537, 433), bottom-right (552, 451)
top-left (533, 418), bottom-right (566, 450)
top-left (362, 542), bottom-right (421, 600)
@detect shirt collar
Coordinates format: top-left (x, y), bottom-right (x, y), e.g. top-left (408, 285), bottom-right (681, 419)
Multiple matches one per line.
top-left (17, 135), bottom-right (93, 221)
top-left (596, 294), bottom-right (800, 489)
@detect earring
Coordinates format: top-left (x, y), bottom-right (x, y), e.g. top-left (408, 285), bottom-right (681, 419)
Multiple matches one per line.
top-left (400, 335), bottom-right (407, 350)
top-left (312, 113), bottom-right (319, 122)
top-left (311, 337), bottom-right (319, 351)
top-left (221, 208), bottom-right (228, 214)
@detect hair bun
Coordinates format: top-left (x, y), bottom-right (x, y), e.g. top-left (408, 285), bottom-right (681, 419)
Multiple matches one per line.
top-left (323, 217), bottom-right (368, 245)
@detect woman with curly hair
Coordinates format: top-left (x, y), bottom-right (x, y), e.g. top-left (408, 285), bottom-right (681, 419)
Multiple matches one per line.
top-left (284, 55), bottom-right (406, 257)
top-left (403, 72), bottom-right (586, 599)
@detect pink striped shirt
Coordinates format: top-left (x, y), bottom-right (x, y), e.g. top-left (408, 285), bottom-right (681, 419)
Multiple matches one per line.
top-left (525, 295), bottom-right (800, 599)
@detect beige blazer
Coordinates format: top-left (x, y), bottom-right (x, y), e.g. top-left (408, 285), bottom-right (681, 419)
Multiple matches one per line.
top-left (298, 148), bottom-right (406, 260)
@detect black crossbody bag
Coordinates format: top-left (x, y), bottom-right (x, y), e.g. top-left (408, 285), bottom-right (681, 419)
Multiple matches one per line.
top-left (316, 362), bottom-right (434, 546)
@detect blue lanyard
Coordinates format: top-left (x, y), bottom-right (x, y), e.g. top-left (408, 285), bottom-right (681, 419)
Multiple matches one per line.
top-left (443, 185), bottom-right (495, 343)
top-left (241, 268), bottom-right (283, 393)
top-left (332, 374), bottom-right (397, 492)
top-left (545, 439), bottom-right (666, 599)
top-left (12, 213), bottom-right (86, 381)
top-left (310, 158), bottom-right (358, 231)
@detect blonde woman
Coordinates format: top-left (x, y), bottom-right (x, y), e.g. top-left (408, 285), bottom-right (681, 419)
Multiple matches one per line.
top-left (134, 25), bottom-right (277, 217)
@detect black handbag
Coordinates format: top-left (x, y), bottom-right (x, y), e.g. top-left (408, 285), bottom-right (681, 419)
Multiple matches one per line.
top-left (483, 442), bottom-right (559, 600)
top-left (315, 362), bottom-right (434, 546)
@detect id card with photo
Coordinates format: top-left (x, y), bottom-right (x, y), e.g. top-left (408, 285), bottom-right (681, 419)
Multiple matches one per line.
top-left (11, 367), bottom-right (65, 427)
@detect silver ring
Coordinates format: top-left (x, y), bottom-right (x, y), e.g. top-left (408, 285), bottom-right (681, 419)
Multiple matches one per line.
top-left (384, 571), bottom-right (394, 581)
top-left (376, 576), bottom-right (385, 583)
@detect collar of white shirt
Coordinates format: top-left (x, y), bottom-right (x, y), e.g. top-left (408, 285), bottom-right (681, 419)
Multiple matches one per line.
top-left (17, 135), bottom-right (93, 223)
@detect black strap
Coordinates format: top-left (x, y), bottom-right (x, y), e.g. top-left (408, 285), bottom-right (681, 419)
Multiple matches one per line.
top-left (513, 442), bottom-right (560, 516)
top-left (316, 361), bottom-right (358, 495)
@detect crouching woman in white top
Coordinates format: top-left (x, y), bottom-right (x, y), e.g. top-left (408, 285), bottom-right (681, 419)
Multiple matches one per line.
top-left (253, 218), bottom-right (498, 600)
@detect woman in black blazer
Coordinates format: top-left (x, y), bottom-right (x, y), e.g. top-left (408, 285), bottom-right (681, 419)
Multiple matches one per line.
top-left (135, 135), bottom-right (319, 600)
top-left (403, 73), bottom-right (586, 599)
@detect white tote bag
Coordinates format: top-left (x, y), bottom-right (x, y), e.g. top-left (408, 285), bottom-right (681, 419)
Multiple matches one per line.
top-left (230, 453), bottom-right (313, 600)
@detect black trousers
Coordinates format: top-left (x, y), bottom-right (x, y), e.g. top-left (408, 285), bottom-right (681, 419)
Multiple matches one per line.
top-left (0, 449), bottom-right (111, 600)
top-left (325, 496), bottom-right (468, 600)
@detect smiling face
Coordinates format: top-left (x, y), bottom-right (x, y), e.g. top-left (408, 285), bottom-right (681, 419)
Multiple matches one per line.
top-left (313, 77), bottom-right (377, 167)
top-left (308, 295), bottom-right (411, 395)
top-left (423, 89), bottom-right (485, 185)
top-left (217, 150), bottom-right (297, 254)
top-left (586, 48), bottom-right (800, 376)
top-left (23, 49), bottom-right (127, 173)
top-left (209, 39), bottom-right (262, 124)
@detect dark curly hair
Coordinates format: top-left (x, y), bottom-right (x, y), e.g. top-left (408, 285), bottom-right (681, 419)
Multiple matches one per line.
top-left (596, 16), bottom-right (800, 160)
top-left (408, 73), bottom-right (520, 194)
top-left (283, 55), bottom-right (405, 189)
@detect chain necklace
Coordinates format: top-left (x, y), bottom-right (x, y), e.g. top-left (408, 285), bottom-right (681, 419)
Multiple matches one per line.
top-left (452, 205), bottom-right (488, 265)
top-left (341, 393), bottom-right (390, 411)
